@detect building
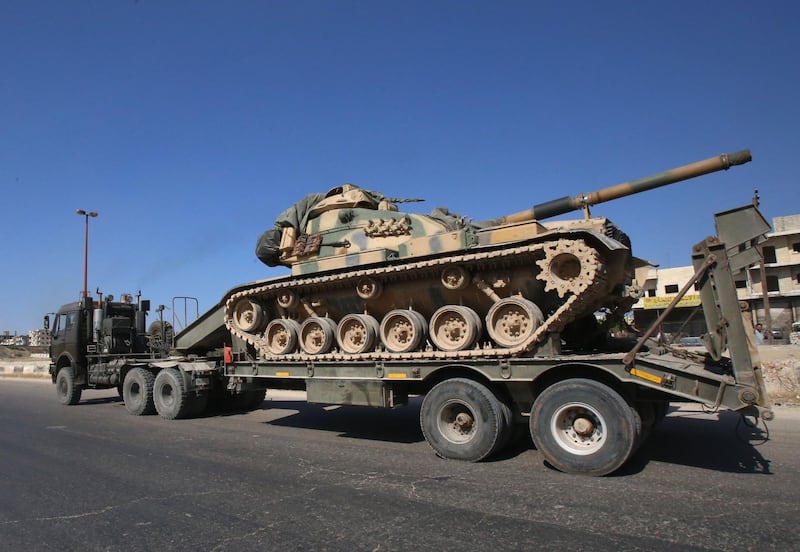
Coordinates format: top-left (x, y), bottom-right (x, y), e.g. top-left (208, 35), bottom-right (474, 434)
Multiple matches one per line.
top-left (633, 213), bottom-right (800, 341)
top-left (745, 214), bottom-right (800, 334)
top-left (28, 329), bottom-right (51, 347)
top-left (0, 331), bottom-right (29, 346)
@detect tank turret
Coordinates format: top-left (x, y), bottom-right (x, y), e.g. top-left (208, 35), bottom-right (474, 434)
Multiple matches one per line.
top-left (230, 150), bottom-right (752, 361)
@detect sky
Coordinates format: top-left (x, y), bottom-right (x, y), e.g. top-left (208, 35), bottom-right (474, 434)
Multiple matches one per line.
top-left (1, 0), bottom-right (798, 333)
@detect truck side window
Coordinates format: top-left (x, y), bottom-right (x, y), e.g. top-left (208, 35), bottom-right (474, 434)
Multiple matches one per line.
top-left (52, 312), bottom-right (77, 339)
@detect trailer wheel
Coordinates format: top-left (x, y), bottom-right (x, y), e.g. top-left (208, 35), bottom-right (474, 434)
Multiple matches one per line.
top-left (530, 379), bottom-right (638, 476)
top-left (122, 368), bottom-right (156, 416)
top-left (420, 378), bottom-right (507, 462)
top-left (153, 368), bottom-right (191, 420)
top-left (56, 366), bottom-right (82, 405)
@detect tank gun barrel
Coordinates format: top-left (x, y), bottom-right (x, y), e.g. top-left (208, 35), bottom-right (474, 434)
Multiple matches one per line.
top-left (477, 149), bottom-right (752, 226)
top-left (386, 197), bottom-right (425, 203)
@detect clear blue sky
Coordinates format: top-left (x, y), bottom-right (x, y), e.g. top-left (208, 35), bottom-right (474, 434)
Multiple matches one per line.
top-left (2, 1), bottom-right (798, 333)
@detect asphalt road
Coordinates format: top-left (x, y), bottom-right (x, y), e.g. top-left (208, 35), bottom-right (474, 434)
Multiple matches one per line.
top-left (1, 378), bottom-right (798, 552)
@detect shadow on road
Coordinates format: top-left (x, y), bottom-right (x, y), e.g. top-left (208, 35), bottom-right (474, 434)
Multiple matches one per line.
top-left (621, 409), bottom-right (772, 476)
top-left (255, 400), bottom-right (774, 474)
top-left (260, 398), bottom-right (426, 444)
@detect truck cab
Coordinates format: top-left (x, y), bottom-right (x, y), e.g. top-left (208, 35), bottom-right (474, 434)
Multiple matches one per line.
top-left (48, 294), bottom-right (153, 404)
top-left (48, 300), bottom-right (90, 387)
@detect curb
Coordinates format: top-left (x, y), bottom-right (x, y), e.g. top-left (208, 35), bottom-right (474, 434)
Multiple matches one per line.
top-left (0, 361), bottom-right (51, 378)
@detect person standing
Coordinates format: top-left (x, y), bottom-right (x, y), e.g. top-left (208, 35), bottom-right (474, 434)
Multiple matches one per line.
top-left (754, 323), bottom-right (765, 345)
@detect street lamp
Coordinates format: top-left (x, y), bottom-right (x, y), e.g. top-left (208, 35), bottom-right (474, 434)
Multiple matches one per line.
top-left (76, 209), bottom-right (98, 298)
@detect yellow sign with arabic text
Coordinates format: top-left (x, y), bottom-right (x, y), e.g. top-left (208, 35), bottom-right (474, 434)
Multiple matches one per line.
top-left (642, 294), bottom-right (701, 310)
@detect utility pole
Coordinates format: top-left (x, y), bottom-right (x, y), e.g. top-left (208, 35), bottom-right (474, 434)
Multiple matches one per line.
top-left (752, 190), bottom-right (773, 344)
top-left (76, 209), bottom-right (98, 299)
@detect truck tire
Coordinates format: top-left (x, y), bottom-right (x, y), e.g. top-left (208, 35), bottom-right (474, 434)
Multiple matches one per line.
top-left (420, 378), bottom-right (508, 462)
top-left (530, 378), bottom-right (639, 476)
top-left (122, 368), bottom-right (156, 416)
top-left (55, 366), bottom-right (82, 406)
top-left (153, 368), bottom-right (191, 420)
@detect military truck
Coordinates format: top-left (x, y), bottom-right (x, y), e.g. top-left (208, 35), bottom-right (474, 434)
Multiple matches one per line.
top-left (46, 293), bottom-right (248, 419)
top-left (49, 149), bottom-right (773, 476)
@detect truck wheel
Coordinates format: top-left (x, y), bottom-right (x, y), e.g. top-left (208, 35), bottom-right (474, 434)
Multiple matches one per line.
top-left (122, 368), bottom-right (156, 416)
top-left (530, 379), bottom-right (639, 476)
top-left (56, 366), bottom-right (82, 405)
top-left (420, 378), bottom-right (507, 462)
top-left (154, 368), bottom-right (191, 420)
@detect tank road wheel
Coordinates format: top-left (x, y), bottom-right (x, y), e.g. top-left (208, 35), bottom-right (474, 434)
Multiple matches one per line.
top-left (420, 378), bottom-right (507, 462)
top-left (530, 379), bottom-right (640, 476)
top-left (536, 239), bottom-right (599, 298)
top-left (153, 368), bottom-right (191, 420)
top-left (230, 298), bottom-right (266, 333)
top-left (380, 310), bottom-right (428, 353)
top-left (265, 319), bottom-right (301, 355)
top-left (56, 366), bottom-right (82, 405)
top-left (429, 305), bottom-right (482, 352)
top-left (336, 314), bottom-right (380, 354)
top-left (299, 317), bottom-right (338, 354)
top-left (122, 368), bottom-right (156, 416)
top-left (486, 297), bottom-right (544, 348)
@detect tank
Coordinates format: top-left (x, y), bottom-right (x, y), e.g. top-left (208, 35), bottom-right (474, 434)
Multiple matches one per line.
top-left (223, 150), bottom-right (752, 360)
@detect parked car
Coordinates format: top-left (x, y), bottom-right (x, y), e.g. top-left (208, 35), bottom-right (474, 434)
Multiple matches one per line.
top-left (677, 336), bottom-right (704, 348)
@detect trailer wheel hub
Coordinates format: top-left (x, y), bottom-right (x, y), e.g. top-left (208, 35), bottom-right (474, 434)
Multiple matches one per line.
top-left (573, 417), bottom-right (594, 436)
top-left (454, 412), bottom-right (474, 433)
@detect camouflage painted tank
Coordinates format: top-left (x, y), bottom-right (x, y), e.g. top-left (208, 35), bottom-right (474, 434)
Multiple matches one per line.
top-left (223, 150), bottom-right (751, 361)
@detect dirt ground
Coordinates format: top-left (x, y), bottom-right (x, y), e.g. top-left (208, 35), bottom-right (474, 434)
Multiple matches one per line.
top-left (0, 345), bottom-right (32, 359)
top-left (758, 344), bottom-right (800, 404)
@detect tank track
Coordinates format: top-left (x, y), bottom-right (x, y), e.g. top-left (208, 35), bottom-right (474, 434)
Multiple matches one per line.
top-left (223, 238), bottom-right (608, 362)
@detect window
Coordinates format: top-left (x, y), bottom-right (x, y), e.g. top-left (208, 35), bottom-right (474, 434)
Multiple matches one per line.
top-left (735, 280), bottom-right (747, 289)
top-left (647, 289), bottom-right (656, 297)
top-left (762, 245), bottom-right (777, 264)
top-left (766, 275), bottom-right (780, 293)
top-left (664, 284), bottom-right (679, 294)
top-left (52, 312), bottom-right (77, 339)
top-left (796, 273), bottom-right (800, 285)
top-left (793, 242), bottom-right (800, 253)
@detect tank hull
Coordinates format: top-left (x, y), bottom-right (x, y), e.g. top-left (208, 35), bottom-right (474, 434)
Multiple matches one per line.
top-left (224, 227), bottom-right (633, 361)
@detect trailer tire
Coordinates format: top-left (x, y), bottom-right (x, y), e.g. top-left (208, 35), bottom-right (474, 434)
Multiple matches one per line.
top-left (154, 368), bottom-right (191, 420)
top-left (530, 379), bottom-right (638, 476)
top-left (56, 366), bottom-right (82, 406)
top-left (122, 368), bottom-right (156, 416)
top-left (420, 378), bottom-right (506, 462)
